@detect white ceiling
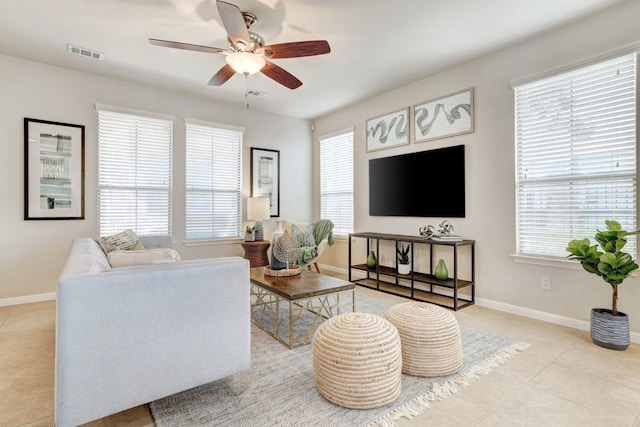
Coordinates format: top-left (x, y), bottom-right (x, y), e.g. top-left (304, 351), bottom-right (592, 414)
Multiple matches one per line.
top-left (0, 0), bottom-right (627, 119)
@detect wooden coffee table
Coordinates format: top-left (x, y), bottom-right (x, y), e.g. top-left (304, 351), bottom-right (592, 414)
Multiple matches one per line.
top-left (250, 267), bottom-right (356, 348)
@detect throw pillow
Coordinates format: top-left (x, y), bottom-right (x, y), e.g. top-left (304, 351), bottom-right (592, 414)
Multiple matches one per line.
top-left (292, 223), bottom-right (316, 247)
top-left (98, 229), bottom-right (139, 254)
top-left (108, 248), bottom-right (181, 268)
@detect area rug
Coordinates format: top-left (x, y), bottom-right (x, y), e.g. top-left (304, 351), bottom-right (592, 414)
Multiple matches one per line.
top-left (150, 292), bottom-right (529, 427)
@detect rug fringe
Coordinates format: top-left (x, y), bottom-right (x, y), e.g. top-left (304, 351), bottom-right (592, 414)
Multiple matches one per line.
top-left (369, 341), bottom-right (530, 427)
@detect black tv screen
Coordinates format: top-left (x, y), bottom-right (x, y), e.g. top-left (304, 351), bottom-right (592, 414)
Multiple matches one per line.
top-left (369, 145), bottom-right (465, 217)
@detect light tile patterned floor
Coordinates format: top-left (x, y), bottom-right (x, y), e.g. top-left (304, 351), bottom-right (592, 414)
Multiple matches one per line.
top-left (1, 282), bottom-right (639, 426)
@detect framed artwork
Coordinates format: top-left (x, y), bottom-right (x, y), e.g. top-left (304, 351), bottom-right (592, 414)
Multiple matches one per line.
top-left (366, 108), bottom-right (409, 152)
top-left (24, 118), bottom-right (85, 220)
top-left (413, 88), bottom-right (474, 143)
top-left (250, 147), bottom-right (280, 217)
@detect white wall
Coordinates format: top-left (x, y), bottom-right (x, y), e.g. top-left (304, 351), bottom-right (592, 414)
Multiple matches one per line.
top-left (314, 0), bottom-right (640, 333)
top-left (0, 54), bottom-right (312, 300)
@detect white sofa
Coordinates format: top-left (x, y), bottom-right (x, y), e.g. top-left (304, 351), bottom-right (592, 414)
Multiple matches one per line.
top-left (55, 238), bottom-right (251, 426)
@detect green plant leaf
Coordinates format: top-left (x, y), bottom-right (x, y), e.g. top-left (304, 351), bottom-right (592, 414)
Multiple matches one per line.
top-left (605, 220), bottom-right (621, 231)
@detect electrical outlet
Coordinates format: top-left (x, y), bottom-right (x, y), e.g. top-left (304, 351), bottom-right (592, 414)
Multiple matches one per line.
top-left (540, 276), bottom-right (552, 290)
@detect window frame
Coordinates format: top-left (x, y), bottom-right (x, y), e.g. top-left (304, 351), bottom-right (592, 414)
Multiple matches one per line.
top-left (184, 118), bottom-right (243, 243)
top-left (513, 52), bottom-right (638, 262)
top-left (96, 104), bottom-right (174, 238)
top-left (319, 128), bottom-right (355, 237)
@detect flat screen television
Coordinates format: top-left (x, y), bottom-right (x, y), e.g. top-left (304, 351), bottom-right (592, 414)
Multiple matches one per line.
top-left (369, 145), bottom-right (465, 217)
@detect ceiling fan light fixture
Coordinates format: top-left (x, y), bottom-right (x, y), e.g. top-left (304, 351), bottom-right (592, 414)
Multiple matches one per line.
top-left (226, 52), bottom-right (265, 76)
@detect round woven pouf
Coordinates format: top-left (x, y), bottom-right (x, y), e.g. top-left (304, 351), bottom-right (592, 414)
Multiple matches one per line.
top-left (384, 302), bottom-right (462, 377)
top-left (312, 312), bottom-right (402, 409)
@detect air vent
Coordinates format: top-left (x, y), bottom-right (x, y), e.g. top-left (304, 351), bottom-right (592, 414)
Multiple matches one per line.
top-left (244, 89), bottom-right (268, 98)
top-left (67, 44), bottom-right (104, 60)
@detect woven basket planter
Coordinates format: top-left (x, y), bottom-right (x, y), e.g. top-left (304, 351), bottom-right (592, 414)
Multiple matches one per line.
top-left (384, 302), bottom-right (462, 377)
top-left (590, 308), bottom-right (630, 351)
top-left (312, 312), bottom-right (402, 409)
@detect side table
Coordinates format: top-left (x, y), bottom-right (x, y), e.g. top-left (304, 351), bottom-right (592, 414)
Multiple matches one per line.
top-left (241, 240), bottom-right (271, 267)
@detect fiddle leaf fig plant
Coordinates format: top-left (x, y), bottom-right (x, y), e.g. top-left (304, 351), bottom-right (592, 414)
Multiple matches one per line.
top-left (566, 220), bottom-right (639, 315)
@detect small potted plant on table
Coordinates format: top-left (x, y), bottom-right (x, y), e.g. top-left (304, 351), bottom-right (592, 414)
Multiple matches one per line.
top-left (566, 220), bottom-right (639, 350)
top-left (245, 225), bottom-right (256, 242)
top-left (396, 243), bottom-right (411, 275)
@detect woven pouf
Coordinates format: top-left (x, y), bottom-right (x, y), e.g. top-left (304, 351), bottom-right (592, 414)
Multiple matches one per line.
top-left (312, 312), bottom-right (402, 409)
top-left (384, 302), bottom-right (462, 377)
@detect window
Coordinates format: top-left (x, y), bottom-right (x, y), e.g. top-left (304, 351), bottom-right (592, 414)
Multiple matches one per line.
top-left (185, 119), bottom-right (242, 240)
top-left (97, 107), bottom-right (173, 237)
top-left (320, 129), bottom-right (354, 235)
top-left (514, 53), bottom-right (637, 258)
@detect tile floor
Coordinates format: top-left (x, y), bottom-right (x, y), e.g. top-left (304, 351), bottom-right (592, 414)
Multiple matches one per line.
top-left (1, 284), bottom-right (639, 427)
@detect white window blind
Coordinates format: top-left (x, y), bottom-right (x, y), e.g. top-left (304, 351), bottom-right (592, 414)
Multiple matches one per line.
top-left (185, 121), bottom-right (242, 240)
top-left (320, 129), bottom-right (354, 235)
top-left (515, 53), bottom-right (637, 258)
top-left (97, 109), bottom-right (173, 237)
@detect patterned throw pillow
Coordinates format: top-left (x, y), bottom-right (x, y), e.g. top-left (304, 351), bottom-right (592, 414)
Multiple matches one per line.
top-left (291, 223), bottom-right (316, 247)
top-left (98, 229), bottom-right (139, 254)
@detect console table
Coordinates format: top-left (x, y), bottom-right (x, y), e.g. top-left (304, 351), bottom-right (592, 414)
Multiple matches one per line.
top-left (348, 232), bottom-right (475, 310)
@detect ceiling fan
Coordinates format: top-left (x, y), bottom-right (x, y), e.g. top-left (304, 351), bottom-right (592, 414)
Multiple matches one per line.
top-left (149, 0), bottom-right (330, 90)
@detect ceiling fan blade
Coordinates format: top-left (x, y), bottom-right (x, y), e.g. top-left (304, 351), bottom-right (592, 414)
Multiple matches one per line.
top-left (261, 40), bottom-right (331, 59)
top-left (208, 64), bottom-right (236, 86)
top-left (216, 1), bottom-right (251, 49)
top-left (149, 38), bottom-right (227, 55)
top-left (261, 61), bottom-right (302, 90)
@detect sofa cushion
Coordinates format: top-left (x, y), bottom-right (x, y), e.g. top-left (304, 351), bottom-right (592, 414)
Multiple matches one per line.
top-left (108, 248), bottom-right (181, 268)
top-left (98, 229), bottom-right (139, 254)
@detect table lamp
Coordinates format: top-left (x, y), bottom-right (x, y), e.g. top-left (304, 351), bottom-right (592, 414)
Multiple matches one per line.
top-left (247, 197), bottom-right (270, 241)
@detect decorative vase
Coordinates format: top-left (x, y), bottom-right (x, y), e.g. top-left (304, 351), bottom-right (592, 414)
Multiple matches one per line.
top-left (367, 251), bottom-right (377, 269)
top-left (434, 259), bottom-right (448, 280)
top-left (398, 263), bottom-right (411, 275)
top-left (245, 233), bottom-right (255, 242)
top-left (590, 308), bottom-right (630, 351)
top-left (270, 220), bottom-right (287, 270)
top-left (274, 220), bottom-right (284, 236)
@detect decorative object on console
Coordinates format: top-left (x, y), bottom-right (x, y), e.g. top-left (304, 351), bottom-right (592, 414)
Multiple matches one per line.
top-left (24, 117), bottom-right (85, 220)
top-left (366, 108), bottom-right (410, 152)
top-left (413, 88), bottom-right (474, 143)
top-left (419, 225), bottom-right (435, 239)
top-left (247, 197), bottom-right (270, 240)
top-left (430, 220), bottom-right (463, 241)
top-left (367, 250), bottom-right (378, 269)
top-left (566, 219), bottom-right (639, 350)
top-left (250, 147), bottom-right (280, 217)
top-left (434, 259), bottom-right (448, 281)
top-left (438, 220), bottom-right (454, 235)
top-left (245, 225), bottom-right (256, 242)
top-left (396, 243), bottom-right (411, 275)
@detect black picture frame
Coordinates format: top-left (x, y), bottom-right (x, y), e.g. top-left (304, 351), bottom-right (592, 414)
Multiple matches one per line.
top-left (250, 147), bottom-right (280, 217)
top-left (24, 118), bottom-right (85, 220)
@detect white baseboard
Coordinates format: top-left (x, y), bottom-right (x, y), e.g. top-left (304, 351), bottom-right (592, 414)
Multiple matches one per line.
top-left (319, 264), bottom-right (640, 344)
top-left (475, 297), bottom-right (640, 344)
top-left (0, 292), bottom-right (56, 307)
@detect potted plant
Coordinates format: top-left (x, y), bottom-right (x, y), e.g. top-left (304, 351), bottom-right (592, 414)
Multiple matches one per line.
top-left (245, 225), bottom-right (256, 242)
top-left (396, 243), bottom-right (411, 275)
top-left (566, 220), bottom-right (639, 350)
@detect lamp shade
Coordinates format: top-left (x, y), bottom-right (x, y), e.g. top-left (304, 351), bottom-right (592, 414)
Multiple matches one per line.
top-left (226, 52), bottom-right (266, 76)
top-left (247, 197), bottom-right (270, 221)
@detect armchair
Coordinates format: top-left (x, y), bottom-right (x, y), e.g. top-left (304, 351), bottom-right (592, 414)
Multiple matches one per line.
top-left (282, 220), bottom-right (334, 273)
